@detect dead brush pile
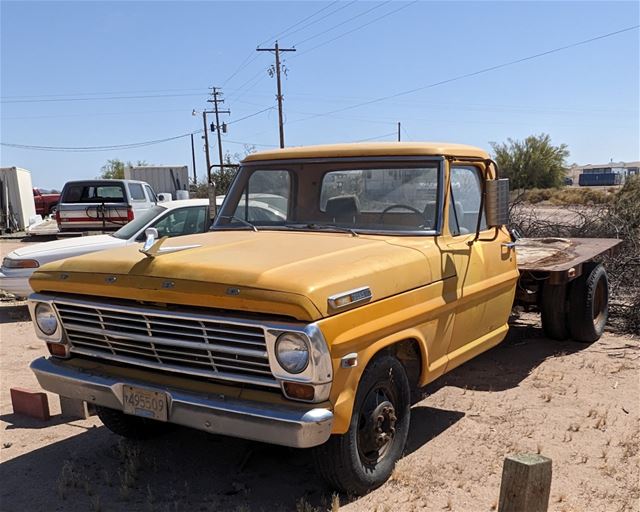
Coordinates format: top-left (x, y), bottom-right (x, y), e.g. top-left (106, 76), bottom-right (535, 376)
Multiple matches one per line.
top-left (511, 176), bottom-right (640, 334)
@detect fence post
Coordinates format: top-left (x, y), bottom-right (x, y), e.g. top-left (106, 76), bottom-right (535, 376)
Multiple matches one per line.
top-left (498, 453), bottom-right (552, 512)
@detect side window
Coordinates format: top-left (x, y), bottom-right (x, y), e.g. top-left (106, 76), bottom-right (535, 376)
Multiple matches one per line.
top-left (151, 207), bottom-right (208, 237)
top-left (449, 166), bottom-right (486, 236)
top-left (235, 170), bottom-right (289, 223)
top-left (145, 185), bottom-right (157, 202)
top-left (152, 208), bottom-right (188, 237)
top-left (129, 183), bottom-right (146, 201)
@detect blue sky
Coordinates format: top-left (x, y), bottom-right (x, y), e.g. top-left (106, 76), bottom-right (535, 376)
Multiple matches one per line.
top-left (1, 0), bottom-right (638, 189)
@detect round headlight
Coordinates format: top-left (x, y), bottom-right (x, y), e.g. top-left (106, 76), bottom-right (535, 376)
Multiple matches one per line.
top-left (35, 303), bottom-right (58, 335)
top-left (275, 332), bottom-right (309, 374)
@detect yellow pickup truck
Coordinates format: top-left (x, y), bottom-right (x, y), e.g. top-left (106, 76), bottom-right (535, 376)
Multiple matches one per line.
top-left (27, 143), bottom-right (617, 494)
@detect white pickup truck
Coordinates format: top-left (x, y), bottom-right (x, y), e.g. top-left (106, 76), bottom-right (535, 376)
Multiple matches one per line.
top-left (56, 179), bottom-right (157, 232)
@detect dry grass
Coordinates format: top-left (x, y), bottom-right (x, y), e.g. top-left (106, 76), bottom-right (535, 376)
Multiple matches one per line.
top-left (517, 187), bottom-right (614, 206)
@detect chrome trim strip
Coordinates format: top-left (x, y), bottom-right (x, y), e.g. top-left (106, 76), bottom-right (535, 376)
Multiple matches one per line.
top-left (31, 357), bottom-right (333, 448)
top-left (327, 286), bottom-right (372, 311)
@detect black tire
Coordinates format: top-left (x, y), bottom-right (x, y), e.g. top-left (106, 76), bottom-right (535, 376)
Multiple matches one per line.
top-left (48, 203), bottom-right (58, 216)
top-left (311, 355), bottom-right (411, 495)
top-left (96, 405), bottom-right (171, 440)
top-left (568, 262), bottom-right (609, 343)
top-left (540, 282), bottom-right (569, 340)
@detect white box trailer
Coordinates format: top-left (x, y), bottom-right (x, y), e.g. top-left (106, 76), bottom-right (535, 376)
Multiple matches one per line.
top-left (0, 167), bottom-right (37, 232)
top-left (125, 165), bottom-right (190, 199)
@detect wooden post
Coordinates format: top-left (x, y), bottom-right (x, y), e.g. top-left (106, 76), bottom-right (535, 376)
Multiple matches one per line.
top-left (498, 454), bottom-right (552, 512)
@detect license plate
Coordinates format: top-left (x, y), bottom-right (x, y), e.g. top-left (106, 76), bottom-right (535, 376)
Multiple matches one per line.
top-left (123, 386), bottom-right (168, 421)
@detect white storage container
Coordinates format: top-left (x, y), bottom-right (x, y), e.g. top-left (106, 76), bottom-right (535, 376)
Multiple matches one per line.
top-left (125, 166), bottom-right (189, 198)
top-left (0, 167), bottom-right (37, 232)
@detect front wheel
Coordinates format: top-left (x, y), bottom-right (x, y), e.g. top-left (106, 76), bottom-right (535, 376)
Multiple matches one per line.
top-left (311, 355), bottom-right (410, 495)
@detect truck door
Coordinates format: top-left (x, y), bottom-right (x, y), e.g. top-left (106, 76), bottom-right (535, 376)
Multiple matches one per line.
top-left (442, 163), bottom-right (517, 372)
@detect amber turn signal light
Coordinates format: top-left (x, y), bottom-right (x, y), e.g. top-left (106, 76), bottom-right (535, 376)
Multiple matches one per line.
top-left (283, 382), bottom-right (314, 401)
top-left (47, 343), bottom-right (67, 357)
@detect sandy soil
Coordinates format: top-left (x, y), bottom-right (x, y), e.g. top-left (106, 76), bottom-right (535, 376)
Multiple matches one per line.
top-left (0, 239), bottom-right (638, 512)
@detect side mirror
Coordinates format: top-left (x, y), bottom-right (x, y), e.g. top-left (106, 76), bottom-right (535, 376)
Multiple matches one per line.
top-left (142, 227), bottom-right (159, 251)
top-left (485, 178), bottom-right (509, 228)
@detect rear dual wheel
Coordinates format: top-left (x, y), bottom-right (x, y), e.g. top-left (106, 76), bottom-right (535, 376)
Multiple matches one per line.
top-left (540, 262), bottom-right (609, 343)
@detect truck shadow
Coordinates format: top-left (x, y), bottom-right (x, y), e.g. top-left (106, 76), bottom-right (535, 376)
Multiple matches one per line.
top-left (0, 405), bottom-right (463, 512)
top-left (422, 320), bottom-right (589, 395)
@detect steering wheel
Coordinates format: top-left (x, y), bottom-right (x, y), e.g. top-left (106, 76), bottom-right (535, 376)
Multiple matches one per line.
top-left (378, 204), bottom-right (424, 226)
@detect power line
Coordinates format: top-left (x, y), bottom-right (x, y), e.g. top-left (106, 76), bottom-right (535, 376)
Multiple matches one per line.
top-left (0, 104), bottom-right (275, 152)
top-left (294, 0), bottom-right (418, 57)
top-left (293, 1), bottom-right (391, 47)
top-left (1, 130), bottom-right (203, 152)
top-left (1, 108), bottom-right (189, 120)
top-left (226, 106), bottom-right (275, 125)
top-left (289, 24), bottom-right (640, 124)
top-left (354, 131), bottom-right (398, 142)
top-left (257, 1), bottom-right (342, 46)
top-left (0, 87), bottom-right (209, 100)
top-left (1, 92), bottom-right (208, 104)
top-left (224, 139), bottom-right (278, 148)
top-left (275, 1), bottom-right (358, 43)
top-left (222, 1), bottom-right (345, 87)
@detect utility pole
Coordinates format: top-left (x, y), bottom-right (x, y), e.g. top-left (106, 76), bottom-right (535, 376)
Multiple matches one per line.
top-left (190, 133), bottom-right (197, 184)
top-left (207, 87), bottom-right (230, 177)
top-left (257, 41), bottom-right (296, 148)
top-left (201, 111), bottom-right (212, 183)
top-left (397, 122), bottom-right (401, 142)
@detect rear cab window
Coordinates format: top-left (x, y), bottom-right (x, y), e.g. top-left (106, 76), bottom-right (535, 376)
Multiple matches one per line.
top-left (61, 182), bottom-right (126, 203)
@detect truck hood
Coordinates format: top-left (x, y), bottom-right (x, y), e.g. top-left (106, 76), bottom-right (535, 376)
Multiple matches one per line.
top-left (9, 235), bottom-right (125, 264)
top-left (30, 230), bottom-right (432, 321)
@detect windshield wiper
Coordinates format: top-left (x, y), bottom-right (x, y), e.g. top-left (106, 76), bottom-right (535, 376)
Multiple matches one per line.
top-left (217, 215), bottom-right (258, 232)
top-left (285, 223), bottom-right (359, 237)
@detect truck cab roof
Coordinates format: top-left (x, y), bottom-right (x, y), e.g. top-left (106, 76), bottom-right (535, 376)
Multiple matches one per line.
top-left (242, 142), bottom-right (490, 163)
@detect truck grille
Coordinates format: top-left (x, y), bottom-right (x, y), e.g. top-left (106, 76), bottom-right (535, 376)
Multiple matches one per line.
top-left (54, 299), bottom-right (278, 388)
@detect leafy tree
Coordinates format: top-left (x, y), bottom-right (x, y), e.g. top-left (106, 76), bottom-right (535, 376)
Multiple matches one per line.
top-left (490, 134), bottom-right (569, 189)
top-left (98, 159), bottom-right (149, 179)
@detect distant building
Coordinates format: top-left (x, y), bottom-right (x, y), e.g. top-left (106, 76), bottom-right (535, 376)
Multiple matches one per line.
top-left (566, 160), bottom-right (640, 186)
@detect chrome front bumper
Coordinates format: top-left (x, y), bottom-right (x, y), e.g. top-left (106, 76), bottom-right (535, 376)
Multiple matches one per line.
top-left (31, 357), bottom-right (334, 448)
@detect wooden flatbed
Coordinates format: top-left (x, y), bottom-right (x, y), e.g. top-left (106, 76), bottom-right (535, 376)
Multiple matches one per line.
top-left (515, 237), bottom-right (622, 284)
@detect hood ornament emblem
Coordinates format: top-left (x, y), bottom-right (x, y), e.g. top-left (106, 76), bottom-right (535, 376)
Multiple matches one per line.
top-left (139, 228), bottom-right (201, 259)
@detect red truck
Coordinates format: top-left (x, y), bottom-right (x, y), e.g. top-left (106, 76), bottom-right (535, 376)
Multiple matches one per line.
top-left (32, 188), bottom-right (60, 216)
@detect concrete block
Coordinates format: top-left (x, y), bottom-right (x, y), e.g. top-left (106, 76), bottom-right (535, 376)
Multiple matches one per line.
top-left (59, 395), bottom-right (96, 420)
top-left (10, 387), bottom-right (50, 421)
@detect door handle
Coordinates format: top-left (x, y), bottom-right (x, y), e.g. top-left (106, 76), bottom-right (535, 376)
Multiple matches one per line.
top-left (502, 242), bottom-right (517, 249)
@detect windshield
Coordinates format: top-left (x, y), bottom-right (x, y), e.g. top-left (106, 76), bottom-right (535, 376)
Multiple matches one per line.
top-left (112, 205), bottom-right (166, 239)
top-left (214, 160), bottom-right (441, 234)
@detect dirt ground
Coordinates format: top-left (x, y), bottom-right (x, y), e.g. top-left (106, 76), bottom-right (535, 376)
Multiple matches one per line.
top-left (1, 239), bottom-right (638, 512)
